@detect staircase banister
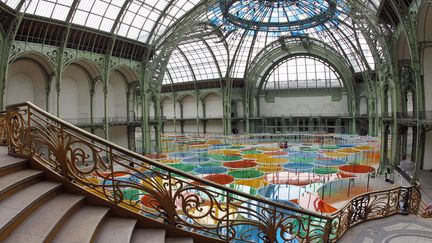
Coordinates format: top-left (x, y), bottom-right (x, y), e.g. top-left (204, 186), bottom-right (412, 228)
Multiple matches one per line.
top-left (6, 101), bottom-right (331, 220)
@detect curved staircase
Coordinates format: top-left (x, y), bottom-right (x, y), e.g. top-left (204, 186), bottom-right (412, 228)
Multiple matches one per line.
top-left (0, 147), bottom-right (193, 243)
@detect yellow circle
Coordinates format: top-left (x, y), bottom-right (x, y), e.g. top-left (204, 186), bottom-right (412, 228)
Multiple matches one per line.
top-left (256, 157), bottom-right (289, 164)
top-left (243, 153), bottom-right (272, 159)
top-left (235, 179), bottom-right (269, 188)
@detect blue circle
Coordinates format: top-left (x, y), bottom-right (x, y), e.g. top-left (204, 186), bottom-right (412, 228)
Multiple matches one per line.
top-left (258, 185), bottom-right (305, 204)
top-left (314, 159), bottom-right (346, 167)
top-left (283, 162), bottom-right (314, 172)
top-left (337, 144), bottom-right (355, 148)
top-left (182, 157), bottom-right (212, 164)
top-left (194, 166), bottom-right (228, 175)
top-left (169, 152), bottom-right (195, 158)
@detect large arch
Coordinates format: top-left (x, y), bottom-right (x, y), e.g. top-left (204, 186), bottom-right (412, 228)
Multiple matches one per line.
top-left (418, 2), bottom-right (432, 110)
top-left (60, 64), bottom-right (92, 120)
top-left (242, 37), bottom-right (355, 133)
top-left (4, 56), bottom-right (50, 109)
top-left (418, 1), bottom-right (432, 173)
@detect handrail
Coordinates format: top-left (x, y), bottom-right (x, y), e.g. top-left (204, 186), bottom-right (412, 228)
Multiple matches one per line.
top-left (328, 185), bottom-right (420, 241)
top-left (0, 111), bottom-right (6, 145)
top-left (4, 102), bottom-right (421, 242)
top-left (6, 101), bottom-right (332, 242)
top-left (7, 102), bottom-right (327, 218)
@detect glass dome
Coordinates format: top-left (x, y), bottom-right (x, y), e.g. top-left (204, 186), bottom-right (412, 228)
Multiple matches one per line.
top-left (220, 0), bottom-right (337, 32)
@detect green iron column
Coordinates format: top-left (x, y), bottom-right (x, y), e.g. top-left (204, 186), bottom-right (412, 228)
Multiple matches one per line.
top-left (222, 86), bottom-right (232, 135)
top-left (154, 96), bottom-right (162, 153)
top-left (140, 93), bottom-right (151, 154)
top-left (179, 100), bottom-right (184, 133)
top-left (400, 126), bottom-right (408, 160)
top-left (335, 118), bottom-right (341, 134)
top-left (196, 91), bottom-right (200, 135)
top-left (202, 98), bottom-right (207, 134)
top-left (411, 127), bottom-right (417, 162)
top-left (173, 95), bottom-right (177, 133)
top-left (413, 127), bottom-right (426, 183)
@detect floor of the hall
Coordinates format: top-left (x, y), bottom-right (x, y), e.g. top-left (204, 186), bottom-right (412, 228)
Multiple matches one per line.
top-left (399, 159), bottom-right (432, 205)
top-left (339, 214), bottom-right (432, 243)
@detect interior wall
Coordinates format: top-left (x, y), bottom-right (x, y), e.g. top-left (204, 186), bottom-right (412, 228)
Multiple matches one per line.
top-left (236, 100), bottom-right (244, 117)
top-left (163, 121), bottom-right (177, 133)
top-left (94, 128), bottom-right (105, 139)
top-left (149, 101), bottom-right (155, 118)
top-left (206, 120), bottom-right (223, 133)
top-left (5, 59), bottom-right (46, 108)
top-left (110, 126), bottom-right (128, 148)
top-left (203, 94), bottom-right (223, 118)
top-left (182, 95), bottom-right (198, 118)
top-left (423, 48), bottom-right (432, 110)
top-left (60, 65), bottom-right (91, 119)
top-left (162, 98), bottom-right (175, 118)
top-left (108, 72), bottom-right (127, 117)
top-left (359, 97), bottom-right (368, 115)
top-left (183, 120), bottom-right (203, 133)
top-left (259, 95), bottom-right (348, 116)
top-left (94, 81), bottom-right (104, 119)
top-left (424, 130), bottom-right (432, 170)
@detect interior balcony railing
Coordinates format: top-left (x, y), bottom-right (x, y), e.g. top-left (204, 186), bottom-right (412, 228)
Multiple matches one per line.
top-left (62, 116), bottom-right (167, 126)
top-left (2, 102), bottom-right (422, 242)
top-left (396, 111), bottom-right (432, 120)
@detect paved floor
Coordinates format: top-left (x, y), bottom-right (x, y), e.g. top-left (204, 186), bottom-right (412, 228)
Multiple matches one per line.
top-left (339, 214), bottom-right (432, 243)
top-left (399, 159), bottom-right (432, 205)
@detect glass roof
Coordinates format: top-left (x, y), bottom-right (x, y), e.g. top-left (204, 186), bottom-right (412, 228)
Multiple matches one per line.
top-left (2, 0), bottom-right (379, 86)
top-left (163, 35), bottom-right (229, 84)
top-left (263, 55), bottom-right (343, 90)
top-left (208, 0), bottom-right (375, 72)
top-left (2, 0), bottom-right (201, 43)
top-left (221, 0), bottom-right (337, 32)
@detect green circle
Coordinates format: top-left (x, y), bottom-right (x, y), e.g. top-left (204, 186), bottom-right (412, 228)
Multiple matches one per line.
top-left (228, 169), bottom-right (263, 179)
top-left (320, 145), bottom-right (339, 150)
top-left (241, 150), bottom-right (262, 155)
top-left (299, 147), bottom-right (319, 152)
top-left (122, 188), bottom-right (142, 201)
top-left (222, 155), bottom-right (243, 161)
top-left (199, 161), bottom-right (222, 167)
top-left (167, 163), bottom-right (196, 172)
top-left (313, 167), bottom-right (338, 175)
top-left (228, 146), bottom-right (245, 149)
top-left (207, 154), bottom-right (242, 161)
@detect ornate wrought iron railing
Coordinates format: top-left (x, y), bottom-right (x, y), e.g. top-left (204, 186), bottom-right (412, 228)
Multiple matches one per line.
top-left (329, 186), bottom-right (420, 241)
top-left (3, 102), bottom-right (422, 242)
top-left (0, 111), bottom-right (7, 145)
top-left (5, 102), bottom-right (332, 243)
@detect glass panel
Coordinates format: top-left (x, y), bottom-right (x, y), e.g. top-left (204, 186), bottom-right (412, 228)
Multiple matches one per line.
top-left (25, 0), bottom-right (74, 21)
top-left (264, 56), bottom-right (343, 90)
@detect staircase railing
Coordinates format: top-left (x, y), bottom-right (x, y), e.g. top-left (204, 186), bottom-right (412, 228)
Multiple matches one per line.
top-left (4, 102), bottom-right (421, 242)
top-left (328, 186), bottom-right (421, 241)
top-left (0, 111), bottom-right (6, 145)
top-left (5, 102), bottom-right (332, 242)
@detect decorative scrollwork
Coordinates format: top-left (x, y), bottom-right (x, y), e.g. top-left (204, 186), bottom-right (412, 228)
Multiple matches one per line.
top-left (3, 102), bottom-right (422, 243)
top-left (9, 44), bottom-right (22, 63)
top-left (0, 112), bottom-right (7, 145)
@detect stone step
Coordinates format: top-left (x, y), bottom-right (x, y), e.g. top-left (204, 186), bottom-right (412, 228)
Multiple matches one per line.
top-left (4, 193), bottom-right (85, 243)
top-left (0, 169), bottom-right (44, 201)
top-left (131, 228), bottom-right (166, 243)
top-left (0, 181), bottom-right (62, 239)
top-left (52, 206), bottom-right (109, 243)
top-left (0, 155), bottom-right (27, 176)
top-left (95, 217), bottom-right (137, 243)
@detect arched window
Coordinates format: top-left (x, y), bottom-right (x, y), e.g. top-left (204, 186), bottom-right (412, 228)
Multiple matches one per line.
top-left (263, 56), bottom-right (343, 90)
